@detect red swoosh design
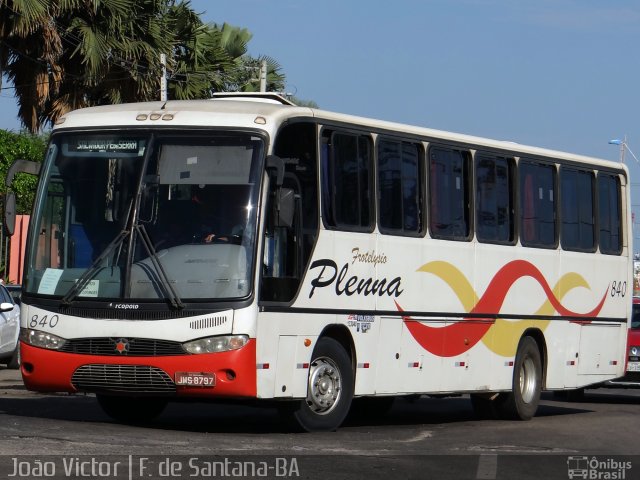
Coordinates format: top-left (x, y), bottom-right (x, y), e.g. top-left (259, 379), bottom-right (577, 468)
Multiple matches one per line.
top-left (399, 260), bottom-right (608, 357)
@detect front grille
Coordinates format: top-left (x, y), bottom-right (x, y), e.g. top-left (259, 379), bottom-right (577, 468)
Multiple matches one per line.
top-left (60, 338), bottom-right (186, 356)
top-left (71, 364), bottom-right (176, 394)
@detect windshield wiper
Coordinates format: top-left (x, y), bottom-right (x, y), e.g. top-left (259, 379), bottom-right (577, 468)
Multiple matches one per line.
top-left (61, 229), bottom-right (129, 306)
top-left (60, 225), bottom-right (185, 309)
top-left (136, 224), bottom-right (185, 309)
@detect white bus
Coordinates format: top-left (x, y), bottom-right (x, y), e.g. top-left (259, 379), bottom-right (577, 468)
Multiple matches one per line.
top-left (6, 93), bottom-right (632, 431)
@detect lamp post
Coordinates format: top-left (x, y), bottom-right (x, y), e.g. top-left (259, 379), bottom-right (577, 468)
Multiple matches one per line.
top-left (610, 137), bottom-right (640, 261)
top-left (609, 135), bottom-right (640, 164)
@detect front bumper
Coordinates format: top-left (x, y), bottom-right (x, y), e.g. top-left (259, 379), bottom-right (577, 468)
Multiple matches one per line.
top-left (20, 340), bottom-right (257, 398)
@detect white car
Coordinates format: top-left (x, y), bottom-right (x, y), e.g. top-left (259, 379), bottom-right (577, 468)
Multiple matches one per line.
top-left (0, 284), bottom-right (20, 369)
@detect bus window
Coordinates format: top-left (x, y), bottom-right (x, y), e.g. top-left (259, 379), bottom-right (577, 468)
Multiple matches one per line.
top-left (475, 154), bottom-right (515, 244)
top-left (377, 137), bottom-right (423, 235)
top-left (519, 160), bottom-right (557, 248)
top-left (428, 146), bottom-right (471, 240)
top-left (321, 131), bottom-right (373, 231)
top-left (598, 173), bottom-right (622, 255)
top-left (560, 167), bottom-right (595, 252)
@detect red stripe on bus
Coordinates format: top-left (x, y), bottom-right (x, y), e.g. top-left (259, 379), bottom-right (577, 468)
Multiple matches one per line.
top-left (398, 259), bottom-right (608, 357)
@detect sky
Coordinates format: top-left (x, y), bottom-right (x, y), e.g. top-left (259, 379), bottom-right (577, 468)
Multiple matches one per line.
top-left (2, 0), bottom-right (640, 241)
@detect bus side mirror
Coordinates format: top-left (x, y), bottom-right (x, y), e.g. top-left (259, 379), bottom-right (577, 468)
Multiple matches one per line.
top-left (4, 158), bottom-right (41, 237)
top-left (266, 155), bottom-right (298, 227)
top-left (274, 188), bottom-right (295, 228)
top-left (266, 155), bottom-right (284, 187)
top-left (5, 159), bottom-right (40, 187)
top-left (3, 192), bottom-right (16, 236)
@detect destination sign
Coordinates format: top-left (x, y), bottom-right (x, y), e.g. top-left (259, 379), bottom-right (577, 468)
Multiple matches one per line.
top-left (68, 139), bottom-right (140, 153)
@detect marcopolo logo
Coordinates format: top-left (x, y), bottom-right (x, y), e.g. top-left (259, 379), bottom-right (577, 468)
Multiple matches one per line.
top-left (109, 303), bottom-right (140, 310)
top-left (567, 456), bottom-right (632, 480)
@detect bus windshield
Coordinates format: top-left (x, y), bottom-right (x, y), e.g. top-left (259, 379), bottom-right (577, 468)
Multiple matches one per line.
top-left (24, 131), bottom-right (264, 304)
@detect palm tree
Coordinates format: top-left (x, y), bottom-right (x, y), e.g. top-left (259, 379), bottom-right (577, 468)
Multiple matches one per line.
top-left (0, 0), bottom-right (288, 133)
top-left (217, 23), bottom-right (286, 93)
top-left (0, 0), bottom-right (173, 132)
top-left (50, 0), bottom-right (173, 111)
top-left (0, 0), bottom-right (63, 132)
top-left (166, 15), bottom-right (285, 99)
top-left (166, 4), bottom-right (237, 99)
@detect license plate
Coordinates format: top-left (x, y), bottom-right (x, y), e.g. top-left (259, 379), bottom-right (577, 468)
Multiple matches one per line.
top-left (627, 362), bottom-right (640, 372)
top-left (175, 372), bottom-right (216, 387)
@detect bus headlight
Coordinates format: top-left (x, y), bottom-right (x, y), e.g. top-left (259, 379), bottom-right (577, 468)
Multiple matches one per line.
top-left (20, 328), bottom-right (67, 350)
top-left (183, 335), bottom-right (249, 354)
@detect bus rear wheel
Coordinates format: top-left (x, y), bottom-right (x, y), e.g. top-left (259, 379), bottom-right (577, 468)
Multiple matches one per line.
top-left (280, 337), bottom-right (354, 432)
top-left (471, 336), bottom-right (542, 421)
top-left (97, 395), bottom-right (168, 424)
top-left (497, 336), bottom-right (542, 420)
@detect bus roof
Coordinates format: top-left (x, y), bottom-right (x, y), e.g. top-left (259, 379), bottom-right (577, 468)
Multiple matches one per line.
top-left (54, 94), bottom-right (625, 172)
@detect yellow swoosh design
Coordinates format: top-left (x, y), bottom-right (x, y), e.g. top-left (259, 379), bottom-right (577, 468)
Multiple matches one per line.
top-left (417, 262), bottom-right (593, 357)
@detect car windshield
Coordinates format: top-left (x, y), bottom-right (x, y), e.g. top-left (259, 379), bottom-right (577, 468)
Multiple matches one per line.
top-left (5, 285), bottom-right (21, 305)
top-left (24, 131), bottom-right (264, 303)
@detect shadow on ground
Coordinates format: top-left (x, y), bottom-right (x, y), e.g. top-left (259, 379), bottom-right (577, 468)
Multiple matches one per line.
top-left (0, 390), bottom-right (606, 435)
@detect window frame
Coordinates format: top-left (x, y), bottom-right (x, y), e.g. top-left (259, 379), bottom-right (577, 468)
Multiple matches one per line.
top-left (320, 128), bottom-right (375, 233)
top-left (518, 159), bottom-right (559, 249)
top-left (559, 166), bottom-right (596, 253)
top-left (427, 144), bottom-right (473, 241)
top-left (376, 135), bottom-right (425, 237)
top-left (597, 172), bottom-right (623, 256)
top-left (474, 152), bottom-right (516, 246)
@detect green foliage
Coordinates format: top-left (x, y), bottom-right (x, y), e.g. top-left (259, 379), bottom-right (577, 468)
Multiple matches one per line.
top-left (0, 130), bottom-right (47, 214)
top-left (167, 6), bottom-right (237, 99)
top-left (234, 55), bottom-right (286, 93)
top-left (0, 0), bottom-right (291, 132)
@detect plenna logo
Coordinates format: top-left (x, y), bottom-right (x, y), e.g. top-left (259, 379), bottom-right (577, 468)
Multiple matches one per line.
top-left (567, 456), bottom-right (632, 479)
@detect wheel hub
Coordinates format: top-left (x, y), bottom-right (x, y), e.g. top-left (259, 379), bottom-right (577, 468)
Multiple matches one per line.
top-left (519, 357), bottom-right (537, 404)
top-left (307, 357), bottom-right (342, 415)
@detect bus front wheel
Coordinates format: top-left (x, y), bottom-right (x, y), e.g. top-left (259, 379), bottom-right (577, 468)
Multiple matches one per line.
top-left (280, 337), bottom-right (354, 432)
top-left (97, 395), bottom-right (168, 424)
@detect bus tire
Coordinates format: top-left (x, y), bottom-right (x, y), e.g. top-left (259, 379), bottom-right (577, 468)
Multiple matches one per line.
top-left (281, 337), bottom-right (354, 432)
top-left (496, 336), bottom-right (542, 420)
top-left (97, 395), bottom-right (168, 423)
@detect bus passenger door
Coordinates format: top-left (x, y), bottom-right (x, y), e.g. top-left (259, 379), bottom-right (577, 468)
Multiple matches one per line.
top-left (261, 122), bottom-right (319, 305)
top-left (260, 175), bottom-right (303, 303)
